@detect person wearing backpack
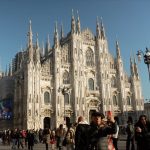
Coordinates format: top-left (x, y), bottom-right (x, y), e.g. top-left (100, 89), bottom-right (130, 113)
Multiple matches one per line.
top-left (126, 116), bottom-right (135, 150)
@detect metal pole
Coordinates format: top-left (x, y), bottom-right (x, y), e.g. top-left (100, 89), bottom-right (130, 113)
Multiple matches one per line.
top-left (147, 64), bottom-right (150, 81)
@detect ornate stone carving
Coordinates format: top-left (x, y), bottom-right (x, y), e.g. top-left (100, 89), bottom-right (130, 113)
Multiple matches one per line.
top-left (89, 99), bottom-right (99, 107)
top-left (41, 109), bottom-right (53, 117)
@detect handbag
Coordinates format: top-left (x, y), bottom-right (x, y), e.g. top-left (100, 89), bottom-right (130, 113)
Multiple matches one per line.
top-left (50, 138), bottom-right (56, 144)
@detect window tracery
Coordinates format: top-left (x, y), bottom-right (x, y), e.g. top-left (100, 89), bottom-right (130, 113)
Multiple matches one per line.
top-left (113, 95), bottom-right (118, 106)
top-left (44, 91), bottom-right (50, 104)
top-left (88, 78), bottom-right (94, 90)
top-left (127, 96), bottom-right (131, 105)
top-left (111, 76), bottom-right (116, 87)
top-left (86, 48), bottom-right (94, 66)
top-left (63, 71), bottom-right (70, 84)
top-left (64, 93), bottom-right (69, 104)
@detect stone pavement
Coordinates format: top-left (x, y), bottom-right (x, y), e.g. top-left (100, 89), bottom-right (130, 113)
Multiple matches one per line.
top-left (0, 141), bottom-right (127, 150)
top-left (0, 135), bottom-right (130, 150)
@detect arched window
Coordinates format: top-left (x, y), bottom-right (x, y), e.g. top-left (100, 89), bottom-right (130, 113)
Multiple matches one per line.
top-left (86, 48), bottom-right (94, 67)
top-left (44, 92), bottom-right (50, 104)
top-left (127, 96), bottom-right (131, 105)
top-left (64, 93), bottom-right (69, 104)
top-left (63, 71), bottom-right (70, 84)
top-left (111, 76), bottom-right (116, 87)
top-left (113, 95), bottom-right (118, 106)
top-left (88, 78), bottom-right (94, 90)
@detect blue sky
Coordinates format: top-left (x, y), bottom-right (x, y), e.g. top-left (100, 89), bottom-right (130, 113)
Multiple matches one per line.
top-left (0, 0), bottom-right (150, 100)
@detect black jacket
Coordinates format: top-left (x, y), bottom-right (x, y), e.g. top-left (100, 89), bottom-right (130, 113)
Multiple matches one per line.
top-left (135, 121), bottom-right (150, 150)
top-left (75, 123), bottom-right (90, 150)
top-left (88, 122), bottom-right (117, 150)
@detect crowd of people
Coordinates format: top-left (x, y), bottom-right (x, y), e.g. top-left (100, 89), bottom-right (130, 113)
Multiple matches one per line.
top-left (0, 112), bottom-right (150, 150)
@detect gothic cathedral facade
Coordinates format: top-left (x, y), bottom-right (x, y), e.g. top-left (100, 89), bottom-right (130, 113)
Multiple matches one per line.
top-left (9, 14), bottom-right (144, 130)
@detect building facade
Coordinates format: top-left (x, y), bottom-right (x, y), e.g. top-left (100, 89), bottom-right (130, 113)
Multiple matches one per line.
top-left (144, 101), bottom-right (150, 120)
top-left (1, 14), bottom-right (144, 129)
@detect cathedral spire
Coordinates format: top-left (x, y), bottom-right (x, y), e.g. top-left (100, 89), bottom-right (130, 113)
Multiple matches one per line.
top-left (76, 10), bottom-right (81, 34)
top-left (130, 55), bottom-right (135, 77)
top-left (35, 33), bottom-right (40, 62)
top-left (71, 9), bottom-right (76, 34)
top-left (116, 41), bottom-right (121, 59)
top-left (60, 23), bottom-right (64, 39)
top-left (134, 56), bottom-right (139, 78)
top-left (54, 21), bottom-right (59, 48)
top-left (100, 18), bottom-right (106, 39)
top-left (46, 34), bottom-right (51, 53)
top-left (42, 41), bottom-right (45, 56)
top-left (96, 17), bottom-right (101, 39)
top-left (27, 20), bottom-right (33, 48)
top-left (36, 33), bottom-right (39, 49)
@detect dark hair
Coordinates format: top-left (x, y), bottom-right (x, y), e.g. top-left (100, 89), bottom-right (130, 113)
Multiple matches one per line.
top-left (91, 112), bottom-right (105, 119)
top-left (114, 116), bottom-right (119, 124)
top-left (139, 115), bottom-right (147, 122)
top-left (127, 116), bottom-right (133, 124)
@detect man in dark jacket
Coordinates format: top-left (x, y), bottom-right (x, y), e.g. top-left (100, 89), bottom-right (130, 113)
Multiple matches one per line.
top-left (88, 111), bottom-right (117, 150)
top-left (27, 130), bottom-right (35, 150)
top-left (75, 116), bottom-right (90, 150)
top-left (126, 116), bottom-right (135, 150)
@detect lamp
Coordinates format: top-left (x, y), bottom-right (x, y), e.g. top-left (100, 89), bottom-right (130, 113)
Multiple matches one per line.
top-left (137, 47), bottom-right (150, 81)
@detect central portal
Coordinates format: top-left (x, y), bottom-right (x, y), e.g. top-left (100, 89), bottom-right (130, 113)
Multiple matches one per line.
top-left (44, 117), bottom-right (51, 129)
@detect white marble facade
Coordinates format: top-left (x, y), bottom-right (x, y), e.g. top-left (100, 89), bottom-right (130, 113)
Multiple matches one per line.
top-left (3, 15), bottom-right (144, 130)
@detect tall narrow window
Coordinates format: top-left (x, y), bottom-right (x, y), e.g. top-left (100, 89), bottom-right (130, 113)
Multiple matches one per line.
top-left (88, 78), bottom-right (94, 90)
top-left (64, 93), bottom-right (69, 104)
top-left (127, 96), bottom-right (131, 105)
top-left (113, 95), bottom-right (118, 106)
top-left (86, 48), bottom-right (94, 67)
top-left (63, 71), bottom-right (70, 84)
top-left (44, 92), bottom-right (50, 104)
top-left (111, 76), bottom-right (116, 87)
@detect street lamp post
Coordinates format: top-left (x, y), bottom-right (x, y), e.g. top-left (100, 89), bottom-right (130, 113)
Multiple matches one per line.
top-left (137, 47), bottom-right (150, 81)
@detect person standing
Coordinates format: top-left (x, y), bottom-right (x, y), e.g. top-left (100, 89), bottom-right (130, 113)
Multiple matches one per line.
top-left (75, 116), bottom-right (89, 150)
top-left (135, 115), bottom-right (150, 150)
top-left (88, 112), bottom-right (117, 150)
top-left (27, 129), bottom-right (35, 150)
top-left (50, 130), bottom-right (56, 150)
top-left (38, 128), bottom-right (43, 143)
top-left (56, 124), bottom-right (66, 150)
top-left (65, 123), bottom-right (75, 150)
top-left (43, 128), bottom-right (50, 150)
top-left (11, 129), bottom-right (17, 149)
top-left (126, 116), bottom-right (135, 150)
top-left (112, 116), bottom-right (119, 150)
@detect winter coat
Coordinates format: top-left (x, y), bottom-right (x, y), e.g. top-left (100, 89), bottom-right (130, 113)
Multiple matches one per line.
top-left (88, 122), bottom-right (117, 150)
top-left (75, 122), bottom-right (90, 150)
top-left (27, 132), bottom-right (35, 146)
top-left (135, 121), bottom-right (150, 150)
